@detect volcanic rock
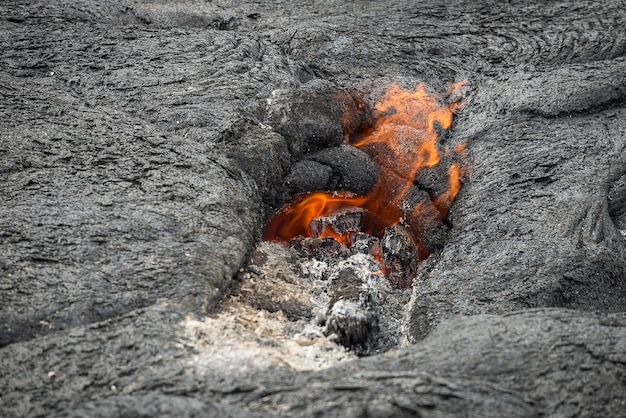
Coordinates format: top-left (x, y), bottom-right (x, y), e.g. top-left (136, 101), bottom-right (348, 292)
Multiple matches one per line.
top-left (2, 0), bottom-right (626, 416)
top-left (265, 79), bottom-right (344, 158)
top-left (309, 208), bottom-right (364, 238)
top-left (283, 159), bottom-right (333, 198)
top-left (283, 145), bottom-right (379, 199)
top-left (609, 173), bottom-right (626, 231)
top-left (235, 242), bottom-right (315, 320)
top-left (413, 155), bottom-right (457, 197)
top-left (381, 225), bottom-right (420, 288)
top-left (325, 299), bottom-right (375, 349)
top-left (226, 124), bottom-right (291, 210)
top-left (423, 222), bottom-right (450, 252)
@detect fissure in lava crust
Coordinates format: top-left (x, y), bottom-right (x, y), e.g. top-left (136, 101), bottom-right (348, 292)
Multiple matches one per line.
top-left (264, 83), bottom-right (466, 288)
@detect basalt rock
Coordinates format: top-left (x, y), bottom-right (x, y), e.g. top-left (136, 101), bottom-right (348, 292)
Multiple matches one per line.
top-left (609, 173), bottom-right (626, 232)
top-left (265, 79), bottom-right (344, 159)
top-left (309, 208), bottom-right (364, 239)
top-left (2, 0), bottom-right (626, 417)
top-left (381, 225), bottom-right (420, 289)
top-left (282, 145), bottom-right (379, 200)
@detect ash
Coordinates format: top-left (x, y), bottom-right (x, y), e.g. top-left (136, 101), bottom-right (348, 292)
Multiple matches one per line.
top-left (234, 241), bottom-right (412, 357)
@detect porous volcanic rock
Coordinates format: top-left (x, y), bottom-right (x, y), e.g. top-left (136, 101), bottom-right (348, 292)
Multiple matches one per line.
top-left (1, 0), bottom-right (625, 416)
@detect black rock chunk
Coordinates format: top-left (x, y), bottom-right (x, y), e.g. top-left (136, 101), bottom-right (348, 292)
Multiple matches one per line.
top-left (306, 145), bottom-right (379, 195)
top-left (265, 79), bottom-right (344, 159)
top-left (325, 268), bottom-right (378, 350)
top-left (283, 145), bottom-right (379, 199)
top-left (325, 300), bottom-right (377, 350)
top-left (413, 156), bottom-right (456, 198)
top-left (381, 225), bottom-right (420, 288)
top-left (283, 160), bottom-right (332, 197)
top-left (309, 208), bottom-right (364, 238)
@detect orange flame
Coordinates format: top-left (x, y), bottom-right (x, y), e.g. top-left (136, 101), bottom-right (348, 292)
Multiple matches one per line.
top-left (264, 191), bottom-right (368, 245)
top-left (264, 82), bottom-right (465, 267)
top-left (433, 162), bottom-right (463, 214)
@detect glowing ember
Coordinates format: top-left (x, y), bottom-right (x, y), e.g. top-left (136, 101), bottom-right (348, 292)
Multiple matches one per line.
top-left (264, 82), bottom-right (466, 283)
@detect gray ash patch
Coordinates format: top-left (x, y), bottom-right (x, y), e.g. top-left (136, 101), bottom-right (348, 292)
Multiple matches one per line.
top-left (237, 241), bottom-right (410, 355)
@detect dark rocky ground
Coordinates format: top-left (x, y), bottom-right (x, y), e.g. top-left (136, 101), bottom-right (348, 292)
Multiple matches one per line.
top-left (1, 0), bottom-right (626, 416)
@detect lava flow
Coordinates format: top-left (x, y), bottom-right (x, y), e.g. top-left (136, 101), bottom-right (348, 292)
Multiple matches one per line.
top-left (264, 82), bottom-right (466, 283)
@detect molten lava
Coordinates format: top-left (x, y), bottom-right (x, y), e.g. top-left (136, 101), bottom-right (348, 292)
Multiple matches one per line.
top-left (264, 82), bottom-right (466, 279)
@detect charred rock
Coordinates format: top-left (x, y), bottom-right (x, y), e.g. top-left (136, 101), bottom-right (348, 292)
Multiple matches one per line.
top-left (325, 300), bottom-right (377, 351)
top-left (381, 225), bottom-right (420, 288)
top-left (265, 79), bottom-right (344, 159)
top-left (309, 208), bottom-right (364, 238)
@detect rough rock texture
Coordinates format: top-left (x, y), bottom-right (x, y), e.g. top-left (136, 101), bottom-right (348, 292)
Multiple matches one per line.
top-left (283, 145), bottom-right (379, 199)
top-left (233, 309), bottom-right (626, 417)
top-left (1, 0), bottom-right (626, 416)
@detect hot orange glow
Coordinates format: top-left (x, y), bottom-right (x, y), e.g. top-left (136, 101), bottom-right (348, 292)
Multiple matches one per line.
top-left (454, 142), bottom-right (467, 153)
top-left (433, 162), bottom-right (463, 214)
top-left (445, 80), bottom-right (466, 95)
top-left (264, 191), bottom-right (365, 244)
top-left (264, 82), bottom-right (466, 276)
top-left (263, 190), bottom-right (400, 245)
top-left (353, 84), bottom-right (453, 171)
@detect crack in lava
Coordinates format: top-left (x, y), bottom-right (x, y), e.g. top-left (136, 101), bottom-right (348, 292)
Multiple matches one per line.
top-left (264, 82), bottom-right (466, 286)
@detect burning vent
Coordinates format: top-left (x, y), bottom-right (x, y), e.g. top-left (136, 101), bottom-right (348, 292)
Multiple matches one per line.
top-left (237, 81), bottom-right (467, 355)
top-left (264, 82), bottom-right (466, 288)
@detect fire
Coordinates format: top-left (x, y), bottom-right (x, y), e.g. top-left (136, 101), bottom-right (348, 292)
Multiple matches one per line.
top-left (263, 191), bottom-right (368, 245)
top-left (264, 82), bottom-right (466, 279)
